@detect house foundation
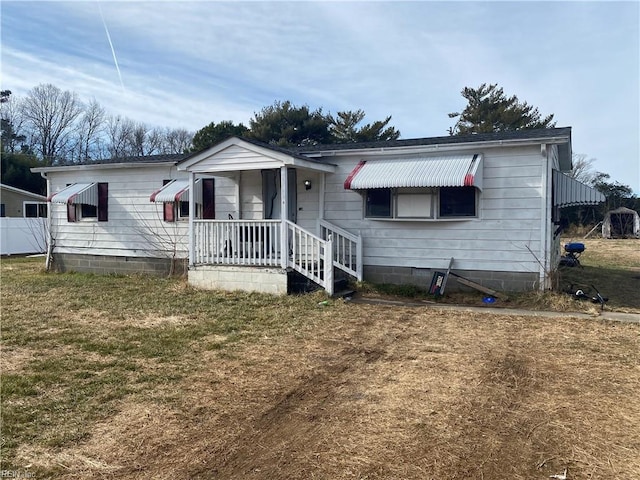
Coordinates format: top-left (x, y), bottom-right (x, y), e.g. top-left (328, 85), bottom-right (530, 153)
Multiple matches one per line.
top-left (52, 253), bottom-right (187, 277)
top-left (363, 266), bottom-right (539, 292)
top-left (188, 265), bottom-right (288, 295)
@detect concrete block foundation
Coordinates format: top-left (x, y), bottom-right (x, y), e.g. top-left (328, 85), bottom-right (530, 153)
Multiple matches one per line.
top-left (53, 253), bottom-right (187, 277)
top-left (188, 265), bottom-right (288, 295)
top-left (363, 265), bottom-right (539, 292)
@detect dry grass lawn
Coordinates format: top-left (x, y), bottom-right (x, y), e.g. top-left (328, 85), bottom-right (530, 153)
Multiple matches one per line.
top-left (1, 248), bottom-right (639, 479)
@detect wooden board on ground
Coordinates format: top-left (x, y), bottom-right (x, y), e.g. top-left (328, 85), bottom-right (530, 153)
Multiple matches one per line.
top-left (452, 273), bottom-right (509, 300)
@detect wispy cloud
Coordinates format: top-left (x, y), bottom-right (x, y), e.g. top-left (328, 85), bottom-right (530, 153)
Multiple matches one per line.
top-left (1, 1), bottom-right (638, 191)
top-left (97, 1), bottom-right (125, 93)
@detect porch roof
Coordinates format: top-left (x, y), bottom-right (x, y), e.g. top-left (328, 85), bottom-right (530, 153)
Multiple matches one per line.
top-left (344, 154), bottom-right (483, 190)
top-left (178, 137), bottom-right (336, 174)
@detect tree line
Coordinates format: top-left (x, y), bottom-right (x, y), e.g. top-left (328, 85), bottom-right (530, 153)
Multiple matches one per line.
top-left (1, 82), bottom-right (637, 222)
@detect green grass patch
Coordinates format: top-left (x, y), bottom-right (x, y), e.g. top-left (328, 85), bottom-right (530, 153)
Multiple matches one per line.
top-left (0, 256), bottom-right (334, 467)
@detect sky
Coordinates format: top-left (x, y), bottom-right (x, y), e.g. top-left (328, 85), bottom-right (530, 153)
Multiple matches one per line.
top-left (1, 1), bottom-right (639, 192)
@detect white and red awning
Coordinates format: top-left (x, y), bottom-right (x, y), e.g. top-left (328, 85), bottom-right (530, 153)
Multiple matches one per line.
top-left (150, 179), bottom-right (202, 203)
top-left (48, 183), bottom-right (98, 206)
top-left (344, 154), bottom-right (482, 190)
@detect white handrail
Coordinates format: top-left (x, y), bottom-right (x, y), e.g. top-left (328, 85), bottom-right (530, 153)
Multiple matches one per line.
top-left (193, 219), bottom-right (335, 295)
top-left (285, 220), bottom-right (333, 295)
top-left (318, 219), bottom-right (363, 281)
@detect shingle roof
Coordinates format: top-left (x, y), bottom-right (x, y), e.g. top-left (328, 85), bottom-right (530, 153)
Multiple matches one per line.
top-left (55, 153), bottom-right (189, 167)
top-left (39, 127), bottom-right (572, 170)
top-left (292, 127), bottom-right (572, 154)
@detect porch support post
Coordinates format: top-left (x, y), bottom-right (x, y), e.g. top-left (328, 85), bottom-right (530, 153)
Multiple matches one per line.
top-left (280, 166), bottom-right (288, 269)
top-left (235, 172), bottom-right (241, 219)
top-left (324, 237), bottom-right (334, 296)
top-left (540, 146), bottom-right (551, 289)
top-left (188, 172), bottom-right (195, 267)
top-left (356, 232), bottom-right (363, 281)
top-left (319, 172), bottom-right (325, 221)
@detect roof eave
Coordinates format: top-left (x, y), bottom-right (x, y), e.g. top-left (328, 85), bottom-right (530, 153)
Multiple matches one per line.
top-left (303, 135), bottom-right (572, 158)
top-left (31, 161), bottom-right (178, 174)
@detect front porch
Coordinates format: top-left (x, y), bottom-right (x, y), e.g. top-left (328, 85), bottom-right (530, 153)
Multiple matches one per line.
top-left (179, 137), bottom-right (361, 295)
top-left (189, 219), bottom-right (362, 295)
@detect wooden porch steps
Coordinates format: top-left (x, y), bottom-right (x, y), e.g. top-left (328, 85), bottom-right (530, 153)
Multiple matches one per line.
top-left (333, 277), bottom-right (356, 299)
top-left (287, 270), bottom-right (356, 298)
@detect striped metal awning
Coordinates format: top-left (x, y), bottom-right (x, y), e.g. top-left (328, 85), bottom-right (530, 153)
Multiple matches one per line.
top-left (553, 170), bottom-right (605, 207)
top-left (48, 183), bottom-right (98, 206)
top-left (344, 154), bottom-right (483, 190)
top-left (150, 179), bottom-right (202, 203)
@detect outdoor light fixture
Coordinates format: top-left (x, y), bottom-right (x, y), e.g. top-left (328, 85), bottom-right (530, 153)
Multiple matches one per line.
top-left (304, 179), bottom-right (312, 190)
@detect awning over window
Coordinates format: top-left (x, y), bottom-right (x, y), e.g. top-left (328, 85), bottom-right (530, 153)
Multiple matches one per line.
top-left (150, 179), bottom-right (202, 203)
top-left (553, 170), bottom-right (605, 207)
top-left (344, 154), bottom-right (482, 190)
top-left (48, 183), bottom-right (98, 206)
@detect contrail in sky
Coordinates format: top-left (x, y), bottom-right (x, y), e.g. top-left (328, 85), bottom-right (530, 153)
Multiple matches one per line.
top-left (98, 1), bottom-right (125, 92)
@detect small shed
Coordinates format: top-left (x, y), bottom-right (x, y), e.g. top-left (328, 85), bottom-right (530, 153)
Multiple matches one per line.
top-left (601, 207), bottom-right (640, 238)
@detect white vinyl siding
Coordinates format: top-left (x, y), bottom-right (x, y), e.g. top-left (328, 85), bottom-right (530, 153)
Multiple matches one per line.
top-left (48, 167), bottom-right (234, 259)
top-left (323, 145), bottom-right (545, 274)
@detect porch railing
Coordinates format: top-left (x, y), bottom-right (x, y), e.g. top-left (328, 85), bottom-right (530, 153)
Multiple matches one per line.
top-left (193, 219), bottom-right (334, 295)
top-left (285, 220), bottom-right (333, 295)
top-left (319, 219), bottom-right (363, 281)
top-left (193, 219), bottom-right (282, 266)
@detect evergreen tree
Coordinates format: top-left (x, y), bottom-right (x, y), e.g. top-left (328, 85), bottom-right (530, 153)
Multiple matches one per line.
top-left (329, 110), bottom-right (400, 143)
top-left (248, 101), bottom-right (331, 147)
top-left (448, 83), bottom-right (555, 135)
top-left (191, 120), bottom-right (249, 152)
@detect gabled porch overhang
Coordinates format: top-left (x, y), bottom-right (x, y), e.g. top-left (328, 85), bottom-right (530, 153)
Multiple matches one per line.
top-left (175, 137), bottom-right (355, 296)
top-left (177, 136), bottom-right (336, 175)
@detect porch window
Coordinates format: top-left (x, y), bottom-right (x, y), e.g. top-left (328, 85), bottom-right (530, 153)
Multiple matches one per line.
top-left (48, 182), bottom-right (108, 223)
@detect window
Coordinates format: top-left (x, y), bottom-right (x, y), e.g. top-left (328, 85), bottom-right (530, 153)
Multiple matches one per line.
top-left (365, 189), bottom-right (392, 218)
top-left (439, 187), bottom-right (476, 217)
top-left (176, 200), bottom-right (201, 221)
top-left (153, 178), bottom-right (215, 223)
top-left (24, 202), bottom-right (48, 218)
top-left (396, 189), bottom-right (433, 218)
top-left (80, 203), bottom-right (97, 219)
top-left (68, 183), bottom-right (107, 222)
top-left (364, 187), bottom-right (476, 220)
top-left (50, 182), bottom-right (108, 223)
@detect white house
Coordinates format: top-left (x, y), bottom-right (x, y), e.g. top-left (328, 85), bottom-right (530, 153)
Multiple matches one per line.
top-left (32, 127), bottom-right (605, 294)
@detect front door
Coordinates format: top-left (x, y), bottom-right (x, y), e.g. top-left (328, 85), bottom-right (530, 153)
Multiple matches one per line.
top-left (262, 168), bottom-right (297, 222)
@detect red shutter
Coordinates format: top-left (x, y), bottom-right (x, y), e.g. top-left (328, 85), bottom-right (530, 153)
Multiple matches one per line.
top-left (202, 178), bottom-right (215, 219)
top-left (97, 183), bottom-right (108, 222)
top-left (67, 203), bottom-right (76, 222)
top-left (160, 180), bottom-right (175, 222)
top-left (164, 202), bottom-right (175, 222)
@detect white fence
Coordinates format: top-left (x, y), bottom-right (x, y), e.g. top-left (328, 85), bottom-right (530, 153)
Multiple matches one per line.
top-left (0, 217), bottom-right (48, 255)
